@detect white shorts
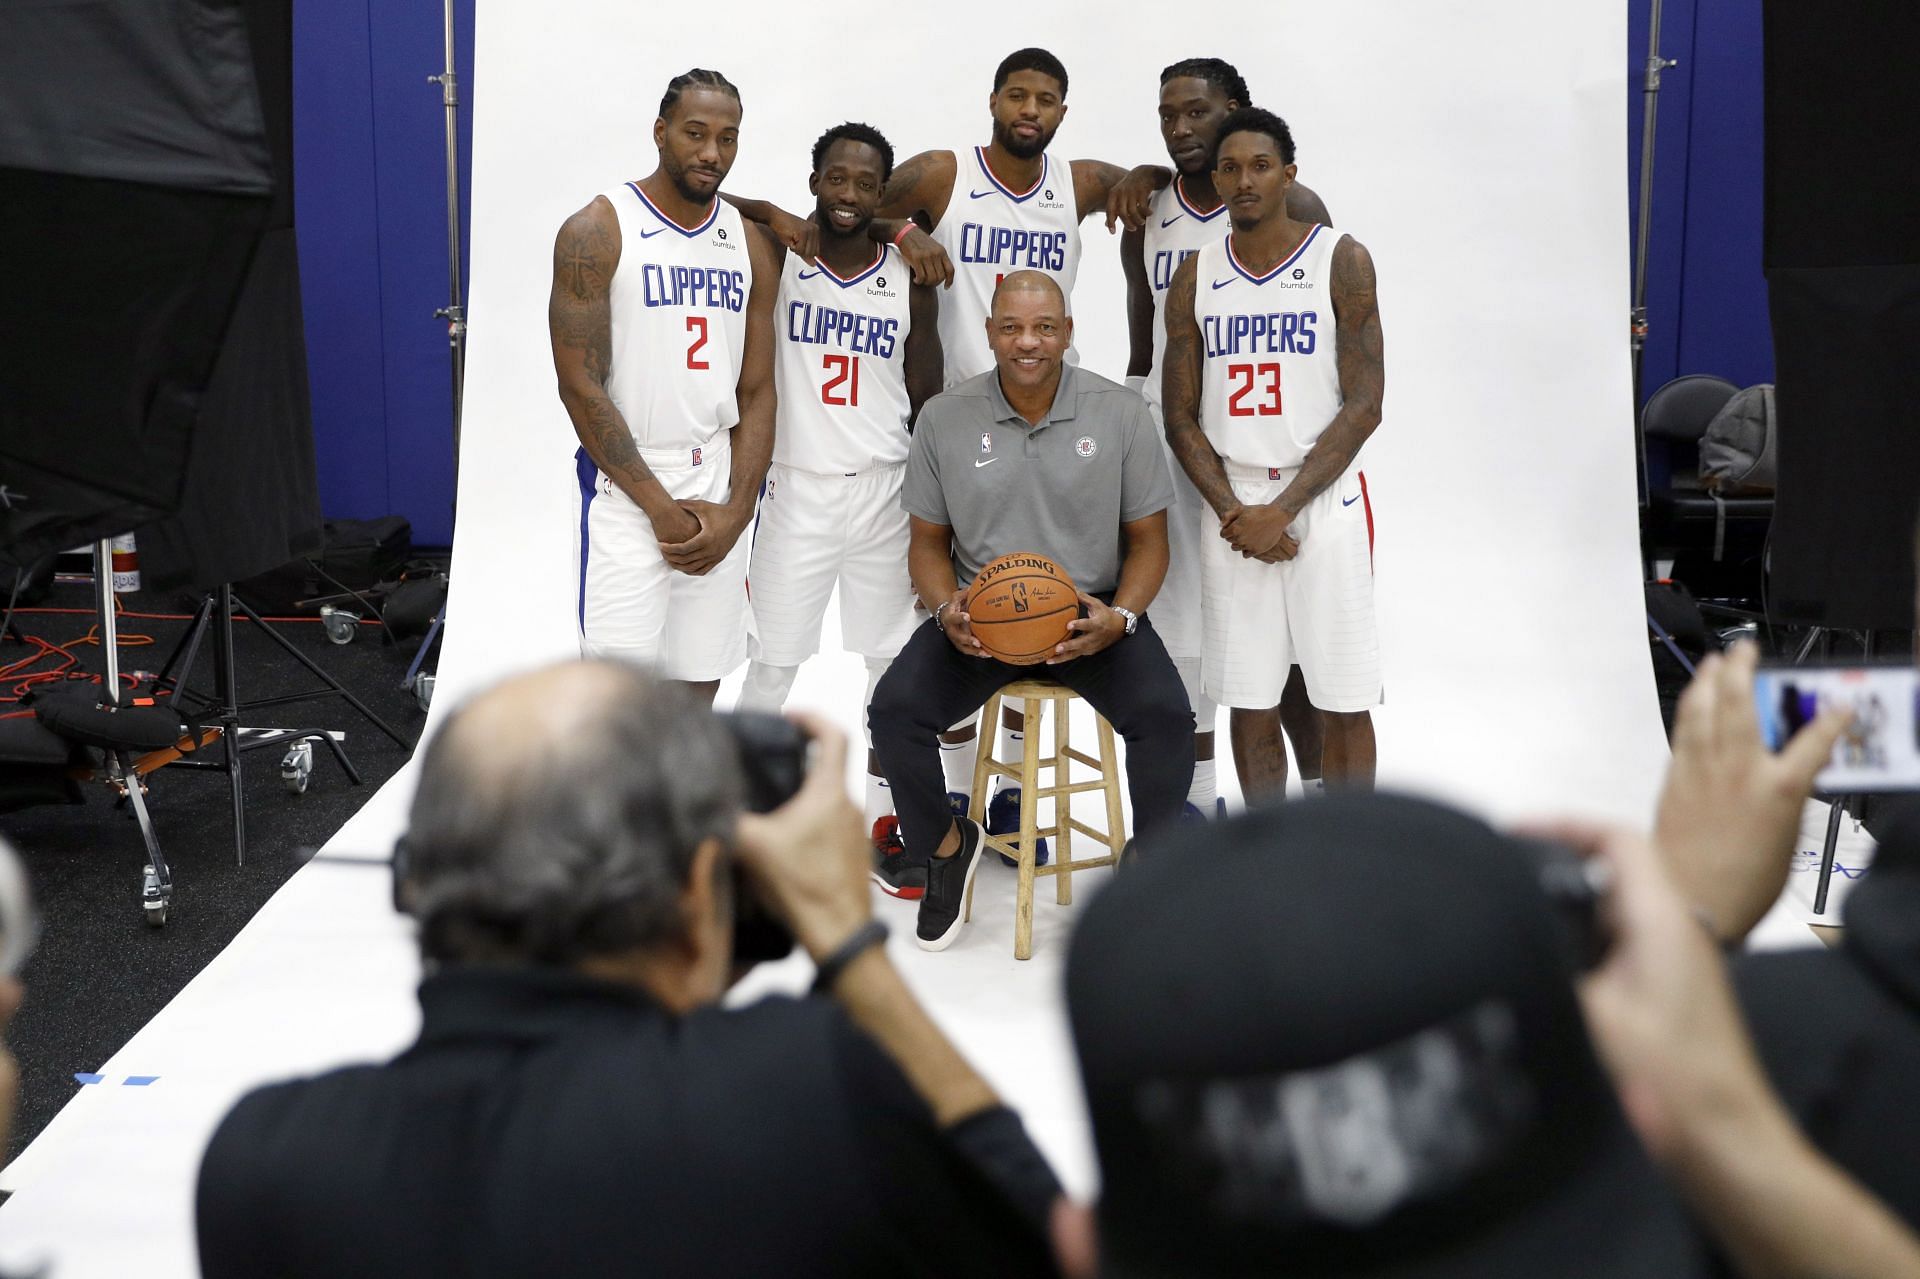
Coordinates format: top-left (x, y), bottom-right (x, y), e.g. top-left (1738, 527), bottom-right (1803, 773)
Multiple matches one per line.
top-left (1201, 463), bottom-right (1380, 713)
top-left (747, 462), bottom-right (919, 665)
top-left (573, 440), bottom-right (750, 682)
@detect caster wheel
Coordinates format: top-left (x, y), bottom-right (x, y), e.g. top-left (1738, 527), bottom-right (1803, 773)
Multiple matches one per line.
top-left (141, 864), bottom-right (169, 927)
top-left (280, 740), bottom-right (314, 794)
top-left (320, 606), bottom-right (361, 645)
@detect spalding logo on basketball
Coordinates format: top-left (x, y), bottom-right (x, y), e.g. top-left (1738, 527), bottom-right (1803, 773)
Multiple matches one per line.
top-left (965, 552), bottom-right (1079, 664)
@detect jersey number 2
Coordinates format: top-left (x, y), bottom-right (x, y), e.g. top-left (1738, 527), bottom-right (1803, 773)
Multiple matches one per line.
top-left (1226, 362), bottom-right (1282, 417)
top-left (685, 316), bottom-right (710, 370)
top-left (822, 354), bottom-right (861, 407)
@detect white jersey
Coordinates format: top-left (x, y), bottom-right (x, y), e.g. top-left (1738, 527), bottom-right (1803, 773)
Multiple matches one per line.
top-left (773, 243), bottom-right (915, 473)
top-left (1193, 223), bottom-right (1343, 469)
top-left (602, 182), bottom-right (753, 464)
top-left (930, 146), bottom-right (1081, 385)
top-left (1141, 177), bottom-right (1230, 413)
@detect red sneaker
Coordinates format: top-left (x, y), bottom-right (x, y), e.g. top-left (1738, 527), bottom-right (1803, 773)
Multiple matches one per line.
top-left (870, 815), bottom-right (926, 900)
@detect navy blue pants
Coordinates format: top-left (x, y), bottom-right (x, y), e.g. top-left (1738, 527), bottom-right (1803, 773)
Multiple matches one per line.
top-left (869, 615), bottom-right (1195, 861)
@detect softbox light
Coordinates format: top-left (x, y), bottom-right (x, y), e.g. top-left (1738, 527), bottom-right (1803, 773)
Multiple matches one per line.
top-left (0, 0), bottom-right (319, 586)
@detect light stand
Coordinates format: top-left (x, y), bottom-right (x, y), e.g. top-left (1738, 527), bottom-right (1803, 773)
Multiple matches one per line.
top-left (1631, 0), bottom-right (1677, 407)
top-left (409, 0), bottom-right (464, 705)
top-left (88, 540), bottom-right (173, 924)
top-left (428, 0), bottom-right (465, 453)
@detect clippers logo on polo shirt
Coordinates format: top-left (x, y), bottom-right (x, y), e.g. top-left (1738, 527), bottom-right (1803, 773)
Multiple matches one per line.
top-left (1075, 436), bottom-right (1097, 459)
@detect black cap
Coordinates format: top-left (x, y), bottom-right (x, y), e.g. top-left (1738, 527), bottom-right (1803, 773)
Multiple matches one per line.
top-left (1065, 793), bottom-right (1702, 1277)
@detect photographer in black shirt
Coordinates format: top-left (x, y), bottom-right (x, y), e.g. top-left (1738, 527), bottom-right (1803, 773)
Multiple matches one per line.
top-left (195, 660), bottom-right (1060, 1278)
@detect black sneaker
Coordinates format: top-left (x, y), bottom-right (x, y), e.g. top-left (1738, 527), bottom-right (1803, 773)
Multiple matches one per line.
top-left (870, 816), bottom-right (925, 900)
top-left (916, 816), bottom-right (985, 952)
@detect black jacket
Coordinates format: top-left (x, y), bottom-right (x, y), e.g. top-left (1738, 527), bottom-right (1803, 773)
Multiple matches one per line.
top-left (1735, 801), bottom-right (1920, 1228)
top-left (195, 965), bottom-right (1060, 1278)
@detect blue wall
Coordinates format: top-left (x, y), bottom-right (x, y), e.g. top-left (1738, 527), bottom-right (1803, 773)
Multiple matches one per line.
top-left (295, 0), bottom-right (473, 547)
top-left (294, 3), bottom-right (1768, 541)
top-left (1629, 0), bottom-right (1773, 404)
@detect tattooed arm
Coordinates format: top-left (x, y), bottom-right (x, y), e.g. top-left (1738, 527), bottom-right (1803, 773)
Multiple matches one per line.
top-left (548, 197), bottom-right (697, 543)
top-left (877, 149), bottom-right (958, 228)
top-left (1160, 254), bottom-right (1236, 519)
top-left (1270, 234), bottom-right (1384, 517)
top-left (1072, 158), bottom-right (1170, 233)
top-left (872, 150), bottom-right (958, 287)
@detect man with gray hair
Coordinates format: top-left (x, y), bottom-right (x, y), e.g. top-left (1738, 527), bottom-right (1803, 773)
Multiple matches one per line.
top-left (871, 269), bottom-right (1194, 953)
top-left (195, 661), bottom-right (1060, 1278)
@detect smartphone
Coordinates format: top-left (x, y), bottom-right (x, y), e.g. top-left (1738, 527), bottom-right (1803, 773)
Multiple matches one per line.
top-left (1753, 662), bottom-right (1920, 793)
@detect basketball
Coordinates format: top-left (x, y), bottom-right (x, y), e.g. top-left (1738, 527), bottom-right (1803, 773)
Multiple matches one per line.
top-left (964, 553), bottom-right (1080, 664)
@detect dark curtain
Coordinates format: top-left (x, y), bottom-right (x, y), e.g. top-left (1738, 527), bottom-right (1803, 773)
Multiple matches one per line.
top-left (138, 0), bottom-right (323, 590)
top-left (1762, 3), bottom-right (1920, 628)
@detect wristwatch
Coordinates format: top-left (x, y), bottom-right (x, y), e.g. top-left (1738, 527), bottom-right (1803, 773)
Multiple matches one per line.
top-left (1111, 605), bottom-right (1139, 636)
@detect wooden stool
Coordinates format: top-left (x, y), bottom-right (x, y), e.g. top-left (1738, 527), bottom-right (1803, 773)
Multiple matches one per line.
top-left (966, 679), bottom-right (1127, 960)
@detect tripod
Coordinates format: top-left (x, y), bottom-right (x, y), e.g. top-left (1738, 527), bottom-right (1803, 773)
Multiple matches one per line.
top-left (153, 586), bottom-right (410, 865)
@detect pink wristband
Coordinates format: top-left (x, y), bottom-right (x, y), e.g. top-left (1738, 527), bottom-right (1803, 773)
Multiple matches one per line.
top-left (891, 222), bottom-right (917, 246)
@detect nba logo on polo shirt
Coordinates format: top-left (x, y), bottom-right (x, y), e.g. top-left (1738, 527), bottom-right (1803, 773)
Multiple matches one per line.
top-left (980, 432), bottom-right (993, 455)
top-left (692, 447), bottom-right (704, 467)
top-left (1075, 436), bottom-right (1097, 459)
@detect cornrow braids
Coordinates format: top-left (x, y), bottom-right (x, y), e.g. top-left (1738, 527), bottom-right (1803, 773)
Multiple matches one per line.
top-left (659, 68), bottom-right (740, 120)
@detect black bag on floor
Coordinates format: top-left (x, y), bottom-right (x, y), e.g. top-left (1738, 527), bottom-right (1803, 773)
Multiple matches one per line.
top-left (234, 516), bottom-right (411, 614)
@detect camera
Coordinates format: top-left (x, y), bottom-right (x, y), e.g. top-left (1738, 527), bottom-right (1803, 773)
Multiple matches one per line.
top-left (1517, 837), bottom-right (1612, 973)
top-left (718, 711), bottom-right (809, 964)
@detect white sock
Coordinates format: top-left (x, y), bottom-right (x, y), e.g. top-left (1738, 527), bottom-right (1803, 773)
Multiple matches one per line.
top-left (940, 729), bottom-right (977, 796)
top-left (865, 770), bottom-right (892, 832)
top-left (1188, 755), bottom-right (1217, 809)
top-left (738, 661), bottom-right (798, 713)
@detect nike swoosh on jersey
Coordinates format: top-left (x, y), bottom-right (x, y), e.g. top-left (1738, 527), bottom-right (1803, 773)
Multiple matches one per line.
top-left (974, 457), bottom-right (1000, 468)
top-left (1211, 278), bottom-right (1237, 290)
top-left (969, 189), bottom-right (998, 200)
top-left (639, 226), bottom-right (670, 238)
top-left (1342, 493), bottom-right (1362, 506)
top-left (796, 268), bottom-right (825, 280)
top-left (1160, 215), bottom-right (1184, 228)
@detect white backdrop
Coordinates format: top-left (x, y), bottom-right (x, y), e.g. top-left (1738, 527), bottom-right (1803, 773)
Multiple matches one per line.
top-left (438, 0), bottom-right (1667, 821)
top-left (0, 4), bottom-right (1673, 1274)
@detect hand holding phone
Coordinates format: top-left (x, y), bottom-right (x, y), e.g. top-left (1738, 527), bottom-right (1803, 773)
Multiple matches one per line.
top-left (1655, 644), bottom-right (1851, 941)
top-left (1754, 662), bottom-right (1920, 793)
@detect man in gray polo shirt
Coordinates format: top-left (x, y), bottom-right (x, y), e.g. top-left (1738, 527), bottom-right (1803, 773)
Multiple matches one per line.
top-left (870, 271), bottom-right (1195, 952)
